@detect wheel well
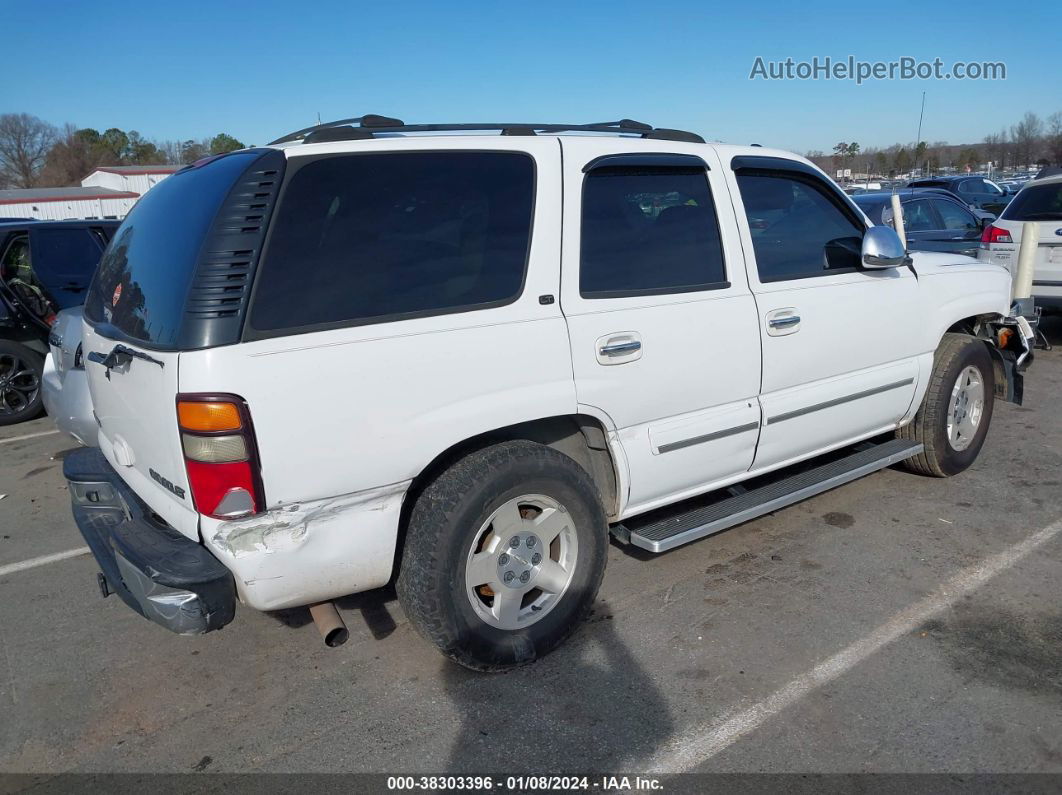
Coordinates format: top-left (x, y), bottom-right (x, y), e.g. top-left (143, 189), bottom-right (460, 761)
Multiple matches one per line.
top-left (391, 415), bottom-right (620, 581)
top-left (942, 316), bottom-right (1013, 401)
top-left (945, 315), bottom-right (989, 336)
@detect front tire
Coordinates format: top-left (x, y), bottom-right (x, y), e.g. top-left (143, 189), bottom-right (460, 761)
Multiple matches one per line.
top-left (898, 333), bottom-right (995, 477)
top-left (396, 440), bottom-right (608, 671)
top-left (0, 341), bottom-right (44, 426)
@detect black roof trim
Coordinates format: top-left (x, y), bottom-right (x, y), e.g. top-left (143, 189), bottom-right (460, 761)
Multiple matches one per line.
top-left (269, 116), bottom-right (705, 146)
top-left (583, 153), bottom-right (709, 173)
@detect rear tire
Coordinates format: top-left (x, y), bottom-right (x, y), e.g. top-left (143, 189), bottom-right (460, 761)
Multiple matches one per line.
top-left (396, 440), bottom-right (608, 671)
top-left (898, 333), bottom-right (995, 477)
top-left (0, 340), bottom-right (44, 426)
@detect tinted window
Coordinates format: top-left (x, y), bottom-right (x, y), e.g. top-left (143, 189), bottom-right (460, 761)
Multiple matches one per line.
top-left (580, 166), bottom-right (726, 297)
top-left (1002, 183), bottom-right (1062, 221)
top-left (852, 199), bottom-right (886, 225)
top-left (85, 152), bottom-right (262, 346)
top-left (902, 200), bottom-right (936, 231)
top-left (737, 173), bottom-right (864, 281)
top-left (249, 152), bottom-right (534, 333)
top-left (933, 200), bottom-right (979, 230)
top-left (958, 179), bottom-right (983, 195)
top-left (30, 228), bottom-right (104, 307)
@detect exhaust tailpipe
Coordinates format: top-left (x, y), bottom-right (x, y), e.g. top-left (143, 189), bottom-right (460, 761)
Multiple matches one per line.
top-left (309, 602), bottom-right (349, 647)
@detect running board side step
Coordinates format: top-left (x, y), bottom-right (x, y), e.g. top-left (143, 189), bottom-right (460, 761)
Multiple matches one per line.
top-left (619, 439), bottom-right (923, 553)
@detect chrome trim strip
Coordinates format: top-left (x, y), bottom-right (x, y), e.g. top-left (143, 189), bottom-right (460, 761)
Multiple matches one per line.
top-left (767, 378), bottom-right (915, 425)
top-left (657, 421), bottom-right (760, 454)
top-left (630, 443), bottom-right (924, 552)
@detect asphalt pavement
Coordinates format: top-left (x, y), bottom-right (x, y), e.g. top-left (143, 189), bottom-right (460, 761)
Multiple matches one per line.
top-left (1, 318), bottom-right (1061, 779)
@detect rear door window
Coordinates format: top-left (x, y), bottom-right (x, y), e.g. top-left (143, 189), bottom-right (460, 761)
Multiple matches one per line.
top-left (902, 200), bottom-right (937, 231)
top-left (29, 227), bottom-right (104, 308)
top-left (932, 200), bottom-right (979, 231)
top-left (248, 151), bottom-right (534, 335)
top-left (579, 165), bottom-right (727, 297)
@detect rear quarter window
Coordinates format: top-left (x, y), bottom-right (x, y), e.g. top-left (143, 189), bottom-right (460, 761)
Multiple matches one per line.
top-left (247, 151), bottom-right (535, 335)
top-left (85, 151), bottom-right (264, 347)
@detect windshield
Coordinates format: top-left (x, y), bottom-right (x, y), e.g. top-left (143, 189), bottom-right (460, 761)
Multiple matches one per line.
top-left (1002, 183), bottom-right (1062, 221)
top-left (84, 152), bottom-right (262, 347)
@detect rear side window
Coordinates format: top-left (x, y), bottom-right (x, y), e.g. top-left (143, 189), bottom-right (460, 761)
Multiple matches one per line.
top-left (86, 152), bottom-right (263, 347)
top-left (1003, 183), bottom-right (1062, 221)
top-left (580, 166), bottom-right (726, 297)
top-left (933, 200), bottom-right (979, 230)
top-left (737, 173), bottom-right (864, 281)
top-left (901, 200), bottom-right (936, 231)
top-left (248, 152), bottom-right (534, 334)
top-left (31, 227), bottom-right (102, 282)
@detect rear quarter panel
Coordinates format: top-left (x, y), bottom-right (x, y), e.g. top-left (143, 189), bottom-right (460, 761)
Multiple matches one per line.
top-left (177, 137), bottom-right (574, 510)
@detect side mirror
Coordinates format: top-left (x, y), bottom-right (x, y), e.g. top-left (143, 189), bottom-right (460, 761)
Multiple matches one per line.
top-left (862, 225), bottom-right (908, 269)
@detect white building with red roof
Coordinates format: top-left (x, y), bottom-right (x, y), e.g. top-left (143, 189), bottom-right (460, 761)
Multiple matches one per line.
top-left (0, 164), bottom-right (179, 220)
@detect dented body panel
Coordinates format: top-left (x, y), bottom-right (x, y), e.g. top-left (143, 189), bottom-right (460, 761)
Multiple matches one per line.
top-left (201, 480), bottom-right (410, 610)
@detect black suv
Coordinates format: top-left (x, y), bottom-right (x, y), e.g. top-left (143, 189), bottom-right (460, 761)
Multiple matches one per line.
top-left (906, 176), bottom-right (1011, 215)
top-left (0, 219), bottom-right (119, 425)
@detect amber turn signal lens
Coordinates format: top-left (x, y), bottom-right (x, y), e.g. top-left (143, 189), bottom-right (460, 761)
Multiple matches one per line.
top-left (178, 400), bottom-right (242, 432)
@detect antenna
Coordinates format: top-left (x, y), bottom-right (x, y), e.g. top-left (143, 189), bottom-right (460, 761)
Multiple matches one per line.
top-left (915, 91), bottom-right (926, 173)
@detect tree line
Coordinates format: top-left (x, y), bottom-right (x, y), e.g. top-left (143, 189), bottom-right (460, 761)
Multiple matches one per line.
top-left (0, 112), bottom-right (248, 189)
top-left (809, 110), bottom-right (1062, 179)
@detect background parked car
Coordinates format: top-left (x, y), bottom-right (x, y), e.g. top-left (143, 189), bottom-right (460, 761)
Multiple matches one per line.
top-left (854, 191), bottom-right (987, 258)
top-left (0, 219), bottom-right (118, 425)
top-left (41, 306), bottom-right (95, 445)
top-left (906, 176), bottom-right (1011, 215)
top-left (978, 169), bottom-right (1062, 312)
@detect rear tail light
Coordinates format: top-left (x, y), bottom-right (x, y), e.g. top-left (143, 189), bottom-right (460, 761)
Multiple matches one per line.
top-left (981, 225), bottom-right (1013, 246)
top-left (176, 394), bottom-right (264, 520)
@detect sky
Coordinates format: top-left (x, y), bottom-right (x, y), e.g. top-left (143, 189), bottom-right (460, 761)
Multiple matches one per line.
top-left (4, 0), bottom-right (1058, 155)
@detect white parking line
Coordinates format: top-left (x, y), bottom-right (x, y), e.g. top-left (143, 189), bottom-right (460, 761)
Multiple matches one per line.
top-left (0, 547), bottom-right (91, 578)
top-left (0, 429), bottom-right (60, 446)
top-left (647, 516), bottom-right (1062, 773)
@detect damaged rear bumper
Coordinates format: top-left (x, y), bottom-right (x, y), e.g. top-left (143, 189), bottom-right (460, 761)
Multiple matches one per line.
top-left (64, 448), bottom-right (236, 635)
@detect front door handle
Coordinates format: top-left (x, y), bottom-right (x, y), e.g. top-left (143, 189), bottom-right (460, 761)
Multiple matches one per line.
top-left (766, 308), bottom-right (801, 337)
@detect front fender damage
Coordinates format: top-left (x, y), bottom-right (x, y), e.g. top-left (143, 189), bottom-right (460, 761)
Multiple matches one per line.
top-left (984, 312), bottom-right (1036, 406)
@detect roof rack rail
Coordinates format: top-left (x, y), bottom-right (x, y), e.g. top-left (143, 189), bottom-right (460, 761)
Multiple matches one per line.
top-left (269, 116), bottom-right (705, 146)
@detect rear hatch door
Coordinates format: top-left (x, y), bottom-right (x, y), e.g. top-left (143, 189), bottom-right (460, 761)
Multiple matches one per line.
top-left (82, 150), bottom-right (282, 540)
top-left (997, 181), bottom-right (1062, 288)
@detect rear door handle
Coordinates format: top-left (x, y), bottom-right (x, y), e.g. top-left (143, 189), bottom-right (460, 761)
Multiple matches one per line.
top-left (766, 308), bottom-right (801, 336)
top-left (595, 332), bottom-right (643, 365)
top-left (601, 340), bottom-right (641, 355)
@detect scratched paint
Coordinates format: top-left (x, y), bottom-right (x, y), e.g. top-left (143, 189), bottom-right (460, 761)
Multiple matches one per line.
top-left (211, 481), bottom-right (409, 557)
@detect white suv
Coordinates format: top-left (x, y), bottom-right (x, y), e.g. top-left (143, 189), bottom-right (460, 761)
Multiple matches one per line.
top-left (64, 116), bottom-right (1034, 670)
top-left (978, 168), bottom-right (1062, 312)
